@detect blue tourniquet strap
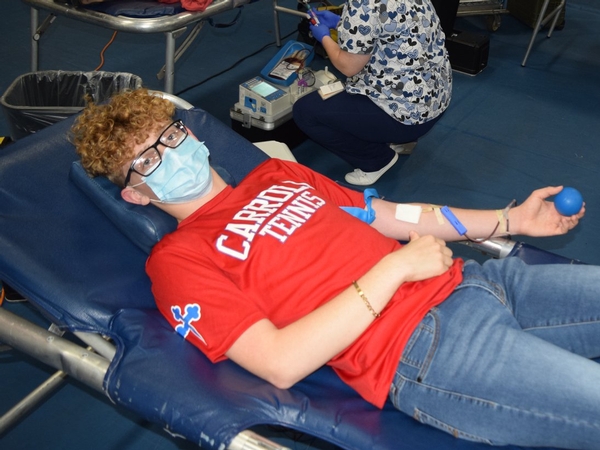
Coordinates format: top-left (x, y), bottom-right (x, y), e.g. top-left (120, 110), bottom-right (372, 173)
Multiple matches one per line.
top-left (340, 188), bottom-right (379, 224)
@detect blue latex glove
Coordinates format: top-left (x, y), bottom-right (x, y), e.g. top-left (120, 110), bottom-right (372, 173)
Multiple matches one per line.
top-left (315, 10), bottom-right (340, 29)
top-left (310, 23), bottom-right (332, 43)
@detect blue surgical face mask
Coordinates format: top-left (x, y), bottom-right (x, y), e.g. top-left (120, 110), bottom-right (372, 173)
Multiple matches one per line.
top-left (139, 137), bottom-right (213, 204)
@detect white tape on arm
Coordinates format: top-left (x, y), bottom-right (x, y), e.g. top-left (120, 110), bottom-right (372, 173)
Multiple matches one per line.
top-left (395, 204), bottom-right (422, 223)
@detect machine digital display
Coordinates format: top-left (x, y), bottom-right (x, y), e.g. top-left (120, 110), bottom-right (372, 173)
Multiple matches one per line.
top-left (250, 81), bottom-right (278, 98)
top-left (234, 72), bottom-right (321, 130)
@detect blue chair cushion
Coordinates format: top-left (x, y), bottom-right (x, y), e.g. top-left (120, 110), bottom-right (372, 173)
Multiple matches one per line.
top-left (68, 162), bottom-right (178, 254)
top-left (68, 162), bottom-right (239, 254)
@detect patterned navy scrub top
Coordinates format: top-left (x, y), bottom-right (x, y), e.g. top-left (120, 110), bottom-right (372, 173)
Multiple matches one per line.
top-left (337, 0), bottom-right (452, 125)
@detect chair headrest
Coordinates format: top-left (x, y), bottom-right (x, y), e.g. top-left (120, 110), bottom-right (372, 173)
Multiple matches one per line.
top-left (68, 107), bottom-right (269, 253)
top-left (69, 161), bottom-right (236, 254)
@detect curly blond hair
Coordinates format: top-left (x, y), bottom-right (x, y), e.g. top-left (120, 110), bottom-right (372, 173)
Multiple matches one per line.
top-left (71, 88), bottom-right (176, 186)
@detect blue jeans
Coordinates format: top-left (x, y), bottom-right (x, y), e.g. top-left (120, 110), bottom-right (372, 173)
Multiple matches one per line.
top-left (389, 258), bottom-right (600, 449)
top-left (292, 91), bottom-right (442, 172)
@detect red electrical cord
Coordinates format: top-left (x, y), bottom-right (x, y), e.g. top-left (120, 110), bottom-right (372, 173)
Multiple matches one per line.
top-left (94, 30), bottom-right (118, 71)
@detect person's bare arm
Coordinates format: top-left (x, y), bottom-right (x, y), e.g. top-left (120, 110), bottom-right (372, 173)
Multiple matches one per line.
top-left (370, 186), bottom-right (585, 242)
top-left (226, 232), bottom-right (452, 388)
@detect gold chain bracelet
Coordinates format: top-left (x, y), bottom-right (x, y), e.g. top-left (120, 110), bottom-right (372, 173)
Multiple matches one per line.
top-left (352, 281), bottom-right (380, 319)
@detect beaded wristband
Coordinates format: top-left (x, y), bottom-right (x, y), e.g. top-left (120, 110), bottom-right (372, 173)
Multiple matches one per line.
top-left (352, 281), bottom-right (380, 319)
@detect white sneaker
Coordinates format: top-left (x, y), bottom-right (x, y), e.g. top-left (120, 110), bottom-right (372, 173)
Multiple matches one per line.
top-left (344, 153), bottom-right (399, 186)
top-left (389, 141), bottom-right (417, 155)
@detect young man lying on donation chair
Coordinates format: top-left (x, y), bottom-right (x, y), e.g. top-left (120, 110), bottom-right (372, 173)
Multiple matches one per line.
top-left (71, 89), bottom-right (600, 450)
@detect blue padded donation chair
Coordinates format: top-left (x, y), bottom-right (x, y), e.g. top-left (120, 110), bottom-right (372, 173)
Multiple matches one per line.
top-left (0, 97), bottom-right (580, 450)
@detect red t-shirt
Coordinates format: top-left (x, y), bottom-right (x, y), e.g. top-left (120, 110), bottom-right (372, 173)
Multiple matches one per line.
top-left (147, 159), bottom-right (463, 407)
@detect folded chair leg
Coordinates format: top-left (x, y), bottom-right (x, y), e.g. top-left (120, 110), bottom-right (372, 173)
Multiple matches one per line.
top-left (522, 0), bottom-right (565, 67)
top-left (0, 370), bottom-right (68, 435)
top-left (158, 23), bottom-right (205, 93)
top-left (546, 1), bottom-right (564, 38)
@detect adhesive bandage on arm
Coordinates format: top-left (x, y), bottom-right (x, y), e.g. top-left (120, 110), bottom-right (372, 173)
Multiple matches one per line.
top-left (394, 204), bottom-right (444, 225)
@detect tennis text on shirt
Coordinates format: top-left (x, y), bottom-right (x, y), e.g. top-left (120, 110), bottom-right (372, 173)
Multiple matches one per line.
top-left (216, 181), bottom-right (325, 260)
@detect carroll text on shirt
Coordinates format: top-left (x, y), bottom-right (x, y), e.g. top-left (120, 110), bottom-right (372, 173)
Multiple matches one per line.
top-left (216, 181), bottom-right (325, 260)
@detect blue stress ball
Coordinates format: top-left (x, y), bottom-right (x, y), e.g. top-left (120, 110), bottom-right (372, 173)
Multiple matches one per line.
top-left (554, 187), bottom-right (583, 216)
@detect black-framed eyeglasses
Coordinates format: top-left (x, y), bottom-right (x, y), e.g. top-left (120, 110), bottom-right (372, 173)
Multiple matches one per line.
top-left (124, 120), bottom-right (188, 186)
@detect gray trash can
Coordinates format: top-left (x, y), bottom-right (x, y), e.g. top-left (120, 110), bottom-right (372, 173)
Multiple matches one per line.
top-left (1, 71), bottom-right (143, 140)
